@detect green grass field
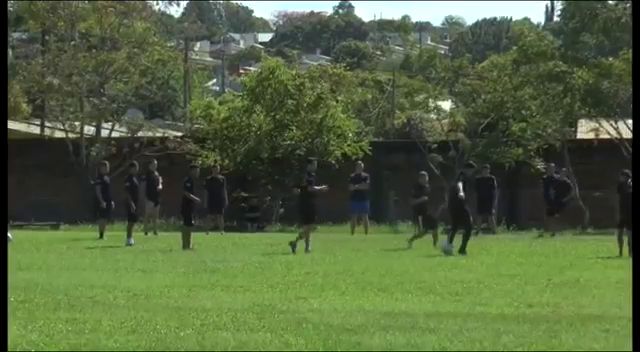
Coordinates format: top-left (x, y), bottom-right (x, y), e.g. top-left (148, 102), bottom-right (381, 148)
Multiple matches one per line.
top-left (8, 227), bottom-right (632, 351)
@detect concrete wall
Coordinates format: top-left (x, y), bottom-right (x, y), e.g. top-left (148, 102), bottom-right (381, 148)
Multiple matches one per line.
top-left (8, 138), bottom-right (630, 229)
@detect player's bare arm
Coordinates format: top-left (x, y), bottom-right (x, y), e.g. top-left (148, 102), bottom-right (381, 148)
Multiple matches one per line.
top-left (457, 182), bottom-right (465, 199)
top-left (184, 191), bottom-right (201, 203)
top-left (411, 196), bottom-right (429, 206)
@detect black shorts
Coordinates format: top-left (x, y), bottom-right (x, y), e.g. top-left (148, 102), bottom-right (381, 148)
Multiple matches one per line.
top-left (449, 206), bottom-right (472, 228)
top-left (245, 216), bottom-right (259, 224)
top-left (414, 211), bottom-right (437, 231)
top-left (545, 201), bottom-right (568, 217)
top-left (146, 196), bottom-right (160, 207)
top-left (182, 205), bottom-right (194, 227)
top-left (299, 205), bottom-right (316, 226)
top-left (207, 200), bottom-right (226, 215)
top-left (476, 199), bottom-right (494, 217)
top-left (618, 212), bottom-right (632, 231)
top-left (97, 203), bottom-right (113, 220)
top-left (126, 203), bottom-right (138, 223)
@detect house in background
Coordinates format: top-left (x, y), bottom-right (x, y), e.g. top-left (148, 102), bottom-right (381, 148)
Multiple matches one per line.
top-left (298, 49), bottom-right (332, 72)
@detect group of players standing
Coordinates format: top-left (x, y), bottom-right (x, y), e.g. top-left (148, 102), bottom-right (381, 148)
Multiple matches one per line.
top-left (92, 156), bottom-right (632, 257)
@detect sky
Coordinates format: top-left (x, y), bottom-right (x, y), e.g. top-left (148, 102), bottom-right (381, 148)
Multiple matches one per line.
top-left (237, 1), bottom-right (547, 25)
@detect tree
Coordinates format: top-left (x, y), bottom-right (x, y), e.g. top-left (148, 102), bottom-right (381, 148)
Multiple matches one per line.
top-left (332, 39), bottom-right (375, 70)
top-left (441, 15), bottom-right (467, 31)
top-left (553, 0), bottom-right (631, 66)
top-left (577, 50), bottom-right (632, 159)
top-left (269, 6), bottom-right (369, 56)
top-left (179, 0), bottom-right (225, 39)
top-left (227, 46), bottom-right (265, 74)
top-left (219, 1), bottom-right (272, 33)
top-left (190, 59), bottom-right (369, 222)
top-left (399, 48), bottom-right (448, 88)
top-left (16, 1), bottom-right (185, 179)
top-left (449, 16), bottom-right (514, 65)
top-left (333, 1), bottom-right (355, 16)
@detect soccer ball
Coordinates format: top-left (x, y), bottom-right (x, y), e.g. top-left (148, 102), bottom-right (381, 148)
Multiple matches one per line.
top-left (442, 243), bottom-right (453, 256)
top-left (8, 232), bottom-right (12, 243)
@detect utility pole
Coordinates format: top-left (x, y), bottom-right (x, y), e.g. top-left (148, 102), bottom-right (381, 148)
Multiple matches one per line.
top-left (183, 35), bottom-right (190, 122)
top-left (39, 27), bottom-right (48, 136)
top-left (391, 69), bottom-right (397, 123)
top-left (220, 42), bottom-right (226, 94)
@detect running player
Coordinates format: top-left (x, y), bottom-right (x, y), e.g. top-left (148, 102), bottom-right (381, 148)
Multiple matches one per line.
top-left (543, 167), bottom-right (574, 237)
top-left (407, 171), bottom-right (438, 248)
top-left (288, 158), bottom-right (328, 254)
top-left (444, 161), bottom-right (476, 255)
top-left (616, 169), bottom-right (632, 257)
top-left (124, 161), bottom-right (140, 246)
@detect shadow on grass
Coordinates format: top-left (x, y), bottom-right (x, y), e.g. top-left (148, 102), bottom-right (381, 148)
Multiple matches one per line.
top-left (85, 245), bottom-right (123, 250)
top-left (594, 255), bottom-right (627, 260)
top-left (262, 252), bottom-right (293, 257)
top-left (381, 248), bottom-right (410, 253)
top-left (70, 237), bottom-right (99, 242)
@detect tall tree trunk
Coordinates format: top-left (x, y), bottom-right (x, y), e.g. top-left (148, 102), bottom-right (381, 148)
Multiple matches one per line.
top-left (562, 142), bottom-right (590, 231)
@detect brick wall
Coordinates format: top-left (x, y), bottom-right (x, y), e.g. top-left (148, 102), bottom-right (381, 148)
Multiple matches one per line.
top-left (8, 138), bottom-right (630, 229)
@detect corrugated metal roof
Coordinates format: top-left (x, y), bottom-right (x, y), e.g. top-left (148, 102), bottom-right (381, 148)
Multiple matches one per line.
top-left (257, 33), bottom-right (274, 43)
top-left (576, 119), bottom-right (632, 140)
top-left (8, 119), bottom-right (183, 139)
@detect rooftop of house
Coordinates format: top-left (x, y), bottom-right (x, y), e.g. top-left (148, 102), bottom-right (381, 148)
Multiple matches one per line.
top-left (8, 119), bottom-right (184, 139)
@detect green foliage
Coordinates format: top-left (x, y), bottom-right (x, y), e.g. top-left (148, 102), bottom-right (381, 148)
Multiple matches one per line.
top-left (227, 46), bottom-right (265, 73)
top-left (440, 15), bottom-right (467, 31)
top-left (190, 59), bottom-right (369, 194)
top-left (15, 1), bottom-right (184, 172)
top-left (219, 1), bottom-right (272, 33)
top-left (269, 4), bottom-right (369, 56)
top-left (448, 24), bottom-right (577, 167)
top-left (449, 16), bottom-right (514, 65)
top-left (332, 39), bottom-right (376, 71)
top-left (553, 0), bottom-right (631, 66)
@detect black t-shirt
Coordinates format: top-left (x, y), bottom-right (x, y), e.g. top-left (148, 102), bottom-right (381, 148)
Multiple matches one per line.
top-left (182, 176), bottom-right (195, 209)
top-left (554, 177), bottom-right (573, 202)
top-left (412, 183), bottom-right (430, 214)
top-left (298, 171), bottom-right (316, 206)
top-left (349, 172), bottom-right (370, 202)
top-left (95, 174), bottom-right (112, 203)
top-left (205, 175), bottom-right (227, 202)
top-left (124, 174), bottom-right (139, 205)
top-left (448, 174), bottom-right (467, 209)
top-left (617, 179), bottom-right (632, 211)
top-left (144, 171), bottom-right (161, 200)
top-left (245, 204), bottom-right (261, 218)
top-left (475, 175), bottom-right (497, 202)
top-left (541, 174), bottom-right (557, 204)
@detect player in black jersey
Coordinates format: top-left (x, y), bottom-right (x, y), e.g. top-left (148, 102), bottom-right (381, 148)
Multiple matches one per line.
top-left (541, 165), bottom-right (574, 237)
top-left (124, 161), bottom-right (140, 246)
top-left (407, 171), bottom-right (438, 248)
top-left (474, 165), bottom-right (498, 235)
top-left (616, 169), bottom-right (632, 257)
top-left (444, 161), bottom-right (476, 255)
top-left (94, 160), bottom-right (114, 240)
top-left (204, 165), bottom-right (228, 235)
top-left (289, 158), bottom-right (328, 254)
top-left (142, 159), bottom-right (163, 236)
top-left (181, 165), bottom-right (201, 250)
top-left (540, 163), bottom-right (559, 237)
